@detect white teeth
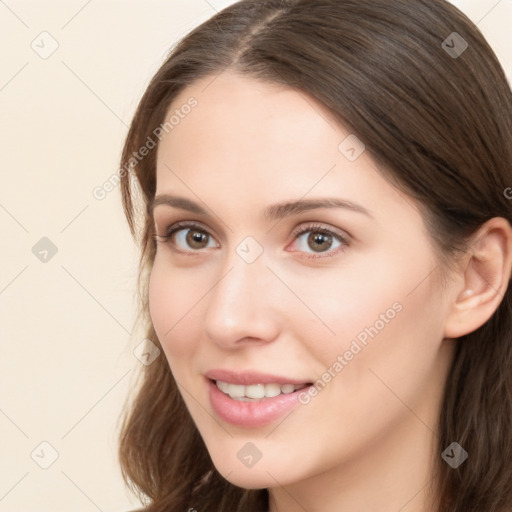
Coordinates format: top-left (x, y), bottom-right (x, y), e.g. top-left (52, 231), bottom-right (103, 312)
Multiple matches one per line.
top-left (217, 380), bottom-right (230, 393)
top-left (227, 384), bottom-right (245, 399)
top-left (215, 380), bottom-right (307, 400)
top-left (245, 384), bottom-right (265, 399)
top-left (264, 383), bottom-right (282, 397)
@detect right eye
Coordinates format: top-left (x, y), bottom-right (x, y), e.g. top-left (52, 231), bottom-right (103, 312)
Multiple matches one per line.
top-left (154, 222), bottom-right (220, 253)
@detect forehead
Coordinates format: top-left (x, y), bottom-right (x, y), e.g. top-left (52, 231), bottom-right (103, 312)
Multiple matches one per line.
top-left (153, 71), bottom-right (416, 225)
top-left (157, 73), bottom-right (348, 182)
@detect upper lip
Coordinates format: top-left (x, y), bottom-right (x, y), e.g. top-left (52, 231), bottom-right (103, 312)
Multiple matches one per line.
top-left (205, 369), bottom-right (312, 386)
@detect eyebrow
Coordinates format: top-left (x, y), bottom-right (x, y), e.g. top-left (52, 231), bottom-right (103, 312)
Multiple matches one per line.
top-left (149, 194), bottom-right (373, 221)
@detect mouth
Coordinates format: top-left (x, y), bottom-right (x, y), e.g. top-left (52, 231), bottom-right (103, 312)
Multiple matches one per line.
top-left (203, 369), bottom-right (315, 426)
top-left (205, 374), bottom-right (314, 427)
top-left (211, 379), bottom-right (312, 401)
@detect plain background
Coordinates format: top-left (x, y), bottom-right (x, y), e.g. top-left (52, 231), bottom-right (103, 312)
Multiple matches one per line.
top-left (0, 1), bottom-right (511, 511)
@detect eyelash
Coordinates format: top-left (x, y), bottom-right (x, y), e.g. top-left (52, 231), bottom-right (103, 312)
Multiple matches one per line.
top-left (153, 221), bottom-right (350, 259)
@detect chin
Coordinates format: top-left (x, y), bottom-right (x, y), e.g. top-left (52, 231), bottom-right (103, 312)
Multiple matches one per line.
top-left (208, 450), bottom-right (299, 490)
top-left (219, 467), bottom-right (276, 490)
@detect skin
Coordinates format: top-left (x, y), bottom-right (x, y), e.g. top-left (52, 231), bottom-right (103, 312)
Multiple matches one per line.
top-left (148, 70), bottom-right (512, 512)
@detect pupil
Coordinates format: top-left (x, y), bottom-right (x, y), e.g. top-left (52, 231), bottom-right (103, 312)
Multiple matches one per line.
top-left (188, 230), bottom-right (207, 248)
top-left (308, 232), bottom-right (331, 252)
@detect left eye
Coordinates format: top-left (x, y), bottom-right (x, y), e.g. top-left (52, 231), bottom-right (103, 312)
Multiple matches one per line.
top-left (289, 226), bottom-right (348, 256)
top-left (172, 226), bottom-right (218, 250)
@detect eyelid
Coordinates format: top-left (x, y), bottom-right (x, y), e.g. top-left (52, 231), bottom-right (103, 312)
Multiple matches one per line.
top-left (289, 221), bottom-right (350, 242)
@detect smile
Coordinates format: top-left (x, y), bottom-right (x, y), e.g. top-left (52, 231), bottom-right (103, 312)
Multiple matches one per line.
top-left (215, 380), bottom-right (310, 401)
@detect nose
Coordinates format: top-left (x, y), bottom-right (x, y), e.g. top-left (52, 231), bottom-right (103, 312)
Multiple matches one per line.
top-left (203, 247), bottom-right (281, 349)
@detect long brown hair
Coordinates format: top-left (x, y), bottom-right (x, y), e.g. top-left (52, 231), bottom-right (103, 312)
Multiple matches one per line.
top-left (117, 1), bottom-right (512, 510)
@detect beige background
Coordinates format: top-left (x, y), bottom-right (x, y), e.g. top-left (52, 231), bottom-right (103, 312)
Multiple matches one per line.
top-left (0, 1), bottom-right (510, 511)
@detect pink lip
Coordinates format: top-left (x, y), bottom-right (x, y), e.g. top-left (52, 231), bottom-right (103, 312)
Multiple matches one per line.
top-left (205, 370), bottom-right (312, 428)
top-left (205, 368), bottom-right (310, 386)
top-left (206, 379), bottom-right (310, 428)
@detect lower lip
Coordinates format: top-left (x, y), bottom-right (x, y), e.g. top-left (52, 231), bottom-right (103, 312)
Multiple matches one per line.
top-left (207, 379), bottom-right (310, 428)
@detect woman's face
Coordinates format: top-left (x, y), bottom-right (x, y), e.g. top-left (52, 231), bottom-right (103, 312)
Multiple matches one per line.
top-left (148, 71), bottom-right (456, 490)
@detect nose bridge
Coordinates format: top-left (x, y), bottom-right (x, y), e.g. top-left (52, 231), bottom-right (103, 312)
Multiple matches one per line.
top-left (203, 241), bottom-right (279, 346)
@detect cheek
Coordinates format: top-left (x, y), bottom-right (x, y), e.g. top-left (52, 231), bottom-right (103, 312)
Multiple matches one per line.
top-left (148, 260), bottom-right (200, 361)
top-left (309, 248), bottom-right (445, 397)
top-left (326, 271), bottom-right (445, 424)
top-left (285, 256), bottom-right (404, 368)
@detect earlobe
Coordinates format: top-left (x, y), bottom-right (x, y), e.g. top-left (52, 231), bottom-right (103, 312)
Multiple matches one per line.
top-left (443, 217), bottom-right (512, 339)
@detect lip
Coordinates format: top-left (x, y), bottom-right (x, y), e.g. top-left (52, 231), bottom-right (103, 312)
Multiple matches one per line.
top-left (205, 369), bottom-right (313, 428)
top-left (204, 368), bottom-right (311, 386)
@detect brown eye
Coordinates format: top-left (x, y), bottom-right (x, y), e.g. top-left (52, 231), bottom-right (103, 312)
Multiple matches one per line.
top-left (288, 223), bottom-right (349, 259)
top-left (157, 222), bottom-right (219, 252)
top-left (307, 231), bottom-right (333, 252)
top-left (186, 229), bottom-right (210, 249)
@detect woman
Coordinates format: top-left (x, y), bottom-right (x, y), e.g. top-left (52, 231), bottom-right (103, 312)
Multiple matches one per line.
top-left (117, 1), bottom-right (512, 511)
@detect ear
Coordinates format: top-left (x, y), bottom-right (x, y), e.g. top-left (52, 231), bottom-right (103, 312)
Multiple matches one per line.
top-left (444, 217), bottom-right (512, 339)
